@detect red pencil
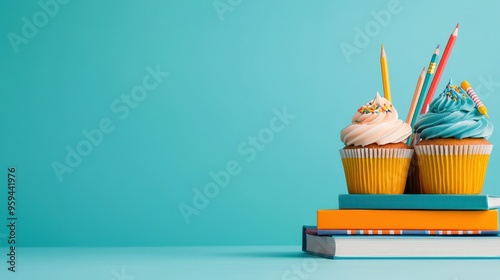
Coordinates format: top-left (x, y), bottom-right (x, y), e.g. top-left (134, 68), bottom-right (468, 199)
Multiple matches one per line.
top-left (421, 24), bottom-right (459, 113)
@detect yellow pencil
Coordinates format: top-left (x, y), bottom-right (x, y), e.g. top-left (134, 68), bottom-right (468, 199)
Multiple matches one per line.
top-left (380, 44), bottom-right (391, 102)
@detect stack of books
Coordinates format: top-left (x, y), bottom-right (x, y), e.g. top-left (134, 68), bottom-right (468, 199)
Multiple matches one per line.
top-left (303, 194), bottom-right (500, 258)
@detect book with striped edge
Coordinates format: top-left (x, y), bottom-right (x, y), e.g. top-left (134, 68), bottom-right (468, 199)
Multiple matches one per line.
top-left (314, 229), bottom-right (500, 236)
top-left (302, 226), bottom-right (500, 259)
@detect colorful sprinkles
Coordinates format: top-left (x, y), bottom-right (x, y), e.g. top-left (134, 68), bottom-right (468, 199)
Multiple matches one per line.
top-left (357, 101), bottom-right (393, 114)
top-left (444, 84), bottom-right (466, 102)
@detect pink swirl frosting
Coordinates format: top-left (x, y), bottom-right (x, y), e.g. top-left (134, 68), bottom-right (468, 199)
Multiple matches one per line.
top-left (341, 92), bottom-right (411, 147)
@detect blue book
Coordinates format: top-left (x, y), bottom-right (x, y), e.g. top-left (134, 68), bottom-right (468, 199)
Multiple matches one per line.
top-left (316, 229), bottom-right (500, 236)
top-left (338, 194), bottom-right (500, 210)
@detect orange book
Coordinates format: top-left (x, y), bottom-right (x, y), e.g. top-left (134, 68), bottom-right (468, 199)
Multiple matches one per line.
top-left (317, 209), bottom-right (499, 230)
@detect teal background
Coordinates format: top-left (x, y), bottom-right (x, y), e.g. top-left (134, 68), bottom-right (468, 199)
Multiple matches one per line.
top-left (1, 0), bottom-right (500, 247)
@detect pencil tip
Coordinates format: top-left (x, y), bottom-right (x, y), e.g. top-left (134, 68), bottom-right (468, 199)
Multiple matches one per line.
top-left (434, 45), bottom-right (440, 55)
top-left (452, 24), bottom-right (459, 36)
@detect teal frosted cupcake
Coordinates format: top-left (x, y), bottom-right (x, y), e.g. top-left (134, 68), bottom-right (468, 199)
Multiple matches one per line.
top-left (413, 80), bottom-right (493, 194)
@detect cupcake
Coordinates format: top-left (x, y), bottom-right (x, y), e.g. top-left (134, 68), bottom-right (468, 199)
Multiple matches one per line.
top-left (340, 92), bottom-right (413, 194)
top-left (413, 80), bottom-right (494, 194)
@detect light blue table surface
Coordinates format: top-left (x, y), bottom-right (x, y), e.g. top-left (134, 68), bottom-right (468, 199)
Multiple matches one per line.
top-left (1, 246), bottom-right (498, 280)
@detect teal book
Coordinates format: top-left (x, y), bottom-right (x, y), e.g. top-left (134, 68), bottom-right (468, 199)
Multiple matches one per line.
top-left (338, 194), bottom-right (500, 210)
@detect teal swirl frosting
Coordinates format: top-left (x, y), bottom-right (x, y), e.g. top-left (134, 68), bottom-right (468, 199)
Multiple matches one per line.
top-left (414, 80), bottom-right (493, 139)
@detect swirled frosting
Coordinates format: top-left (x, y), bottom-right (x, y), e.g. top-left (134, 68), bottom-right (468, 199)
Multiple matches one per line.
top-left (414, 80), bottom-right (493, 140)
top-left (341, 92), bottom-right (412, 146)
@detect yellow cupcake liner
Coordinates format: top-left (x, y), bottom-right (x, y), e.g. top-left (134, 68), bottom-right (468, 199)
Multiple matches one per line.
top-left (340, 148), bottom-right (413, 194)
top-left (414, 145), bottom-right (493, 194)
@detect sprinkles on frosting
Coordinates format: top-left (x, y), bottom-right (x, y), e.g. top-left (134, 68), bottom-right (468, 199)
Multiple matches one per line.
top-left (357, 101), bottom-right (393, 114)
top-left (445, 83), bottom-right (466, 102)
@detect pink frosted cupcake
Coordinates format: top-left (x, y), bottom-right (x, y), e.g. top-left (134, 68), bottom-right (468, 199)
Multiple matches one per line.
top-left (340, 92), bottom-right (413, 194)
